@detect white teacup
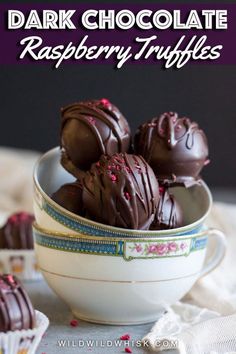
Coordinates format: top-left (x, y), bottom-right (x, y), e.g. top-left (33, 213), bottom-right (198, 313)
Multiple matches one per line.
top-left (33, 147), bottom-right (226, 325)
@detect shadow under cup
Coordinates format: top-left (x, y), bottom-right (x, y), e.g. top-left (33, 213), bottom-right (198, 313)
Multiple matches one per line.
top-left (33, 147), bottom-right (226, 325)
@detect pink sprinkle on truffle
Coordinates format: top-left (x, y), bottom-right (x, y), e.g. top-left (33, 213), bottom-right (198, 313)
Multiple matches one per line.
top-left (110, 174), bottom-right (117, 182)
top-left (120, 334), bottom-right (131, 340)
top-left (124, 192), bottom-right (131, 201)
top-left (88, 117), bottom-right (96, 125)
top-left (70, 319), bottom-right (78, 327)
top-left (159, 186), bottom-right (165, 194)
top-left (8, 215), bottom-right (18, 223)
top-left (100, 98), bottom-right (110, 106)
top-left (125, 348), bottom-right (132, 353)
top-left (8, 212), bottom-right (34, 225)
top-left (7, 275), bottom-right (15, 283)
top-left (115, 156), bottom-right (125, 163)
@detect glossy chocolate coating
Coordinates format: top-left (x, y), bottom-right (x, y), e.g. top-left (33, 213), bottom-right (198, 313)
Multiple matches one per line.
top-left (51, 181), bottom-right (84, 216)
top-left (151, 188), bottom-right (183, 230)
top-left (0, 213), bottom-right (35, 249)
top-left (82, 153), bottom-right (160, 230)
top-left (61, 99), bottom-right (131, 175)
top-left (134, 112), bottom-right (209, 187)
top-left (0, 274), bottom-right (35, 332)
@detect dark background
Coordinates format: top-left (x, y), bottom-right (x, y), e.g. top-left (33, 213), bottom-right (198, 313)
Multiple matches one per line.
top-left (1, 0), bottom-right (236, 188)
top-left (1, 64), bottom-right (236, 187)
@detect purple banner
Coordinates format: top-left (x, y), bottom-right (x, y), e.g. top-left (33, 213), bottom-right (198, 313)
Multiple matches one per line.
top-left (1, 3), bottom-right (236, 68)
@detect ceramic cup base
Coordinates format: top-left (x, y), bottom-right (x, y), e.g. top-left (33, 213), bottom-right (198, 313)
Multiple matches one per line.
top-left (71, 310), bottom-right (164, 326)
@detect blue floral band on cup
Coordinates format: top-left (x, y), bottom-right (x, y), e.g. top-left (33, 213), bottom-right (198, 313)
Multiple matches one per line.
top-left (33, 225), bottom-right (208, 261)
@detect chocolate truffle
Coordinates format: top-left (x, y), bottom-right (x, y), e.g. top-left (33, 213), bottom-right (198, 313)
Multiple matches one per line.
top-left (0, 274), bottom-right (35, 332)
top-left (60, 98), bottom-right (131, 176)
top-left (151, 187), bottom-right (183, 230)
top-left (51, 180), bottom-right (84, 216)
top-left (0, 212), bottom-right (35, 249)
top-left (82, 153), bottom-right (160, 230)
top-left (134, 112), bottom-right (209, 187)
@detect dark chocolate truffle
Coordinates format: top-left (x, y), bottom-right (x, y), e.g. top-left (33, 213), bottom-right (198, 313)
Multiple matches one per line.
top-left (134, 112), bottom-right (209, 187)
top-left (51, 181), bottom-right (84, 216)
top-left (0, 212), bottom-right (35, 249)
top-left (0, 274), bottom-right (35, 332)
top-left (151, 187), bottom-right (183, 230)
top-left (60, 98), bottom-right (131, 176)
top-left (82, 153), bottom-right (160, 230)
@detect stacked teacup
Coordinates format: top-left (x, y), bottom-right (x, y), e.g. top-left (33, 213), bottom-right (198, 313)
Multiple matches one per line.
top-left (33, 99), bottom-right (226, 325)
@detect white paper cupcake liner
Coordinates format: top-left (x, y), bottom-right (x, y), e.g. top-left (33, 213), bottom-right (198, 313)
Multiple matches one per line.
top-left (0, 310), bottom-right (49, 354)
top-left (0, 250), bottom-right (42, 281)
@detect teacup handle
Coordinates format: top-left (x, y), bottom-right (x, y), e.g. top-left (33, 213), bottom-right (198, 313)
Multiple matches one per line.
top-left (199, 228), bottom-right (226, 278)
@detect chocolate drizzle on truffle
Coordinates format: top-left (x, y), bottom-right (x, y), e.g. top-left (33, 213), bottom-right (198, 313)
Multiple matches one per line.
top-left (151, 187), bottom-right (183, 230)
top-left (134, 112), bottom-right (209, 186)
top-left (82, 153), bottom-right (160, 230)
top-left (0, 274), bottom-right (35, 332)
top-left (156, 112), bottom-right (200, 149)
top-left (60, 99), bottom-right (131, 175)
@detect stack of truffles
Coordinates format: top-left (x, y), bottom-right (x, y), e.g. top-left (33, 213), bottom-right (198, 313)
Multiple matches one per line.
top-left (52, 99), bottom-right (209, 231)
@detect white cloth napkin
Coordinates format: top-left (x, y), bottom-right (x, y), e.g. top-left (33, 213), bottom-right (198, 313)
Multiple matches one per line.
top-left (0, 147), bottom-right (40, 224)
top-left (143, 202), bottom-right (236, 354)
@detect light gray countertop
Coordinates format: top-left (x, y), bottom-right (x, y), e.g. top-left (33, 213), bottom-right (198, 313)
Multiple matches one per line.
top-left (25, 189), bottom-right (236, 354)
top-left (25, 280), bottom-right (156, 354)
